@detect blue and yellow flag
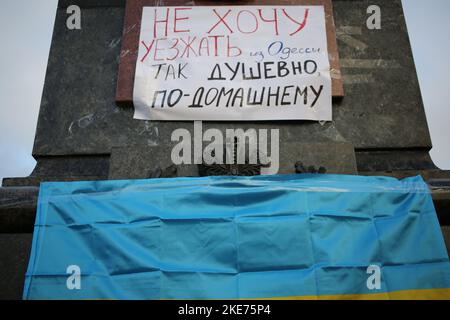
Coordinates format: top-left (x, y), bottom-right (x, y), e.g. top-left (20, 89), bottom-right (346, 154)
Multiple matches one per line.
top-left (23, 174), bottom-right (450, 299)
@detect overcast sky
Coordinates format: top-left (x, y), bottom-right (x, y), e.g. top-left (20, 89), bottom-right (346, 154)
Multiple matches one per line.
top-left (0, 0), bottom-right (449, 184)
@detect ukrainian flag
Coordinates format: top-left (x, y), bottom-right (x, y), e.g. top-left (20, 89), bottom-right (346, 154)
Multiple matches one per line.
top-left (23, 175), bottom-right (450, 299)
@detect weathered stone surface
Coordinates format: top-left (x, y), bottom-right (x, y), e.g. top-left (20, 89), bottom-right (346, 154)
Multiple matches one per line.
top-left (0, 0), bottom-right (447, 301)
top-left (2, 0), bottom-right (445, 226)
top-left (279, 142), bottom-right (357, 174)
top-left (2, 156), bottom-right (109, 187)
top-left (0, 233), bottom-right (33, 300)
top-left (32, 0), bottom-right (431, 161)
top-left (109, 146), bottom-right (198, 180)
top-left (0, 187), bottom-right (38, 233)
top-left (356, 150), bottom-right (437, 172)
top-left (32, 6), bottom-right (126, 157)
top-left (108, 142), bottom-right (357, 179)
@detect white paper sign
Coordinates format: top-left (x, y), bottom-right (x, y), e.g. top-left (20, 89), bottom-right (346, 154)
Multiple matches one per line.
top-left (133, 6), bottom-right (332, 121)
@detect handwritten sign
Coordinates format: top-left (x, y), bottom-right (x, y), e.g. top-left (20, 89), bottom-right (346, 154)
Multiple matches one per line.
top-left (133, 6), bottom-right (332, 121)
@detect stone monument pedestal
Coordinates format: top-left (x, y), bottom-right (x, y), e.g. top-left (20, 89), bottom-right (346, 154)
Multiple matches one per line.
top-left (1, 0), bottom-right (450, 299)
